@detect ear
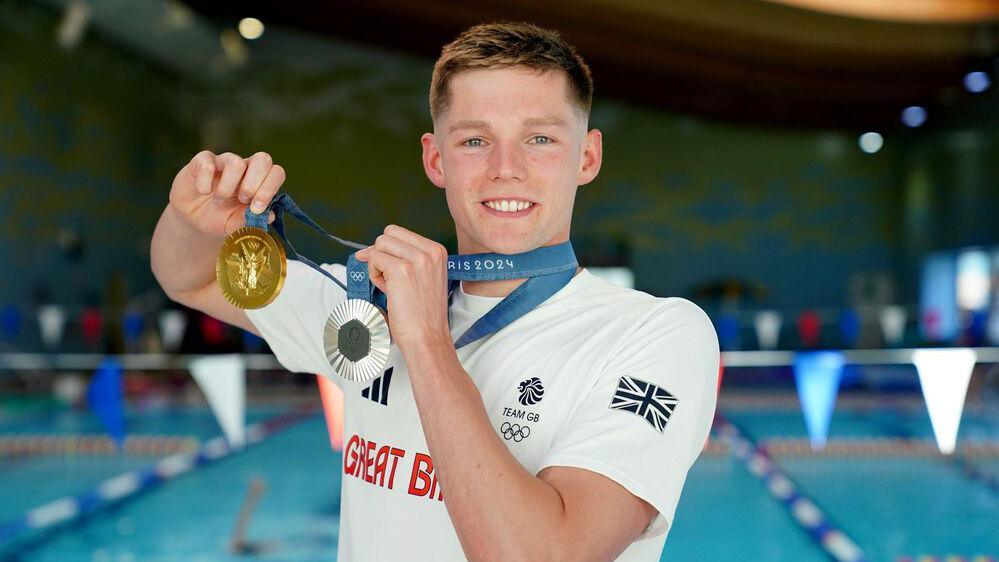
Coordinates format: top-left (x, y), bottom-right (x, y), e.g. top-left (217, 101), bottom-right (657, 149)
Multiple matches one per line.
top-left (576, 128), bottom-right (602, 186)
top-left (421, 132), bottom-right (446, 189)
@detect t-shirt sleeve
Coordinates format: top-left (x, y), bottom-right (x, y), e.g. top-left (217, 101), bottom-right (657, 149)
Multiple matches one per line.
top-left (536, 297), bottom-right (720, 541)
top-left (244, 259), bottom-right (347, 384)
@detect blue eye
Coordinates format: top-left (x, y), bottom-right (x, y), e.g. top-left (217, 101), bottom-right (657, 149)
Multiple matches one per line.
top-left (464, 138), bottom-right (484, 147)
top-left (531, 135), bottom-right (552, 145)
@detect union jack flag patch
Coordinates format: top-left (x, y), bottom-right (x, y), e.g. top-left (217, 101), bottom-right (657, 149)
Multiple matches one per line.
top-left (608, 376), bottom-right (679, 434)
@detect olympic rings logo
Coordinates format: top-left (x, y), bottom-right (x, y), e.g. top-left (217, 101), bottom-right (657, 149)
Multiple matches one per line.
top-left (500, 422), bottom-right (530, 442)
top-left (349, 271), bottom-right (365, 282)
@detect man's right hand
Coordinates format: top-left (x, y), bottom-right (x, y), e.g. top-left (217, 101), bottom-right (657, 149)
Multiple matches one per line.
top-left (169, 150), bottom-right (285, 239)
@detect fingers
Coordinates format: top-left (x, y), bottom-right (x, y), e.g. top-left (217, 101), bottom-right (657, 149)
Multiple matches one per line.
top-left (382, 225), bottom-right (449, 261)
top-left (355, 247), bottom-right (407, 293)
top-left (248, 163), bottom-right (285, 214)
top-left (361, 233), bottom-right (422, 265)
top-left (238, 152), bottom-right (273, 205)
top-left (191, 150), bottom-right (216, 195)
top-left (213, 152), bottom-right (247, 199)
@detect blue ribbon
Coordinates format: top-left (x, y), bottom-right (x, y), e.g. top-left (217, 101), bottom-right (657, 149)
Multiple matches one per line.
top-left (247, 194), bottom-right (577, 349)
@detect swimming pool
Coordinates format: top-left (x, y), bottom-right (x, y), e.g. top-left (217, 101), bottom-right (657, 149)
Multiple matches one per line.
top-left (0, 396), bottom-right (995, 561)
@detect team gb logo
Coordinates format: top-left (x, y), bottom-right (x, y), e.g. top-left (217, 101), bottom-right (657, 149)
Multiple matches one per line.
top-left (517, 377), bottom-right (544, 406)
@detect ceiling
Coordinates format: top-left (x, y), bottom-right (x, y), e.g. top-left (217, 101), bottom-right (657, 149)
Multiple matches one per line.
top-left (183, 0), bottom-right (999, 129)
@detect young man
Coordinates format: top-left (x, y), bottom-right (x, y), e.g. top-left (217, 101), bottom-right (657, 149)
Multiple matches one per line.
top-left (151, 22), bottom-right (719, 561)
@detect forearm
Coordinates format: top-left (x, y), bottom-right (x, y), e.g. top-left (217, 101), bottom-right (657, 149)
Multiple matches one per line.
top-left (150, 204), bottom-right (223, 299)
top-left (405, 335), bottom-right (569, 562)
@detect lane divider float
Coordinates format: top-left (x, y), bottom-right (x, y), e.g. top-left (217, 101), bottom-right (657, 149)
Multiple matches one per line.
top-left (714, 413), bottom-right (868, 562)
top-left (0, 406), bottom-right (317, 545)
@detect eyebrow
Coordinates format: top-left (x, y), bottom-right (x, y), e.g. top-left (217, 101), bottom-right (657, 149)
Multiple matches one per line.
top-left (448, 116), bottom-right (569, 134)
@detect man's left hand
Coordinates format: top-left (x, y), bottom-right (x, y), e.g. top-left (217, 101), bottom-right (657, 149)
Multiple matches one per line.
top-left (354, 224), bottom-right (452, 352)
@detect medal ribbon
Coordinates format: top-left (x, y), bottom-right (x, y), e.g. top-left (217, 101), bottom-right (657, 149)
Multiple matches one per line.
top-left (247, 193), bottom-right (578, 349)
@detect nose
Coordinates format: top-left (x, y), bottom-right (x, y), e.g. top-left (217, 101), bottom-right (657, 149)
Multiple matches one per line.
top-left (487, 141), bottom-right (526, 182)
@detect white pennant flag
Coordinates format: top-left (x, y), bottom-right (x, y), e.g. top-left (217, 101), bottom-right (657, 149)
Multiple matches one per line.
top-left (159, 310), bottom-right (187, 352)
top-left (37, 305), bottom-right (67, 348)
top-left (754, 310), bottom-right (782, 350)
top-left (912, 348), bottom-right (976, 455)
top-left (189, 354), bottom-right (246, 449)
top-left (879, 305), bottom-right (907, 347)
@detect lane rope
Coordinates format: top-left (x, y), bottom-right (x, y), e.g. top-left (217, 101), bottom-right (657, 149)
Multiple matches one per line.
top-left (0, 406), bottom-right (317, 545)
top-left (714, 413), bottom-right (869, 562)
top-left (0, 434), bottom-right (200, 457)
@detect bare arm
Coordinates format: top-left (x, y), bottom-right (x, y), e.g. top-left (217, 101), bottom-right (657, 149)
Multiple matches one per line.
top-left (405, 335), bottom-right (656, 562)
top-left (150, 150), bottom-right (286, 335)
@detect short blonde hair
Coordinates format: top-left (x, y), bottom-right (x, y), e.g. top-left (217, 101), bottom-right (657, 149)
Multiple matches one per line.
top-left (429, 21), bottom-right (594, 122)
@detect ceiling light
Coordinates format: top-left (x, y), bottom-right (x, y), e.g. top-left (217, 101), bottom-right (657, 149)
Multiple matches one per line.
top-left (858, 132), bottom-right (883, 154)
top-left (238, 17), bottom-right (264, 40)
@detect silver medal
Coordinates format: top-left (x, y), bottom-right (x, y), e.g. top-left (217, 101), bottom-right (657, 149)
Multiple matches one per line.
top-left (323, 299), bottom-right (391, 382)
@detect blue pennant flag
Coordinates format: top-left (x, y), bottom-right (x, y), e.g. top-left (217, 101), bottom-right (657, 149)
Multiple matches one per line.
top-left (123, 312), bottom-right (144, 345)
top-left (87, 358), bottom-right (125, 449)
top-left (716, 313), bottom-right (740, 351)
top-left (0, 305), bottom-right (21, 340)
top-left (242, 329), bottom-right (264, 352)
top-left (838, 309), bottom-right (860, 348)
top-left (793, 351), bottom-right (845, 450)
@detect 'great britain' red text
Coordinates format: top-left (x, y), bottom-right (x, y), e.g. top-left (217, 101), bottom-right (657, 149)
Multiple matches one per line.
top-left (343, 434), bottom-right (444, 502)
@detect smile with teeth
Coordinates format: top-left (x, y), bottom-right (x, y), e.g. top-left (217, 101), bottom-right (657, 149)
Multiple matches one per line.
top-left (482, 200), bottom-right (535, 212)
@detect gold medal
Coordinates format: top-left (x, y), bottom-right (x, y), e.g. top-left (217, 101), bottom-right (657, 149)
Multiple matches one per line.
top-left (216, 226), bottom-right (287, 309)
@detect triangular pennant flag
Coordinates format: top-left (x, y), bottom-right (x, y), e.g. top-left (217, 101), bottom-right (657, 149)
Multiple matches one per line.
top-left (37, 305), bottom-right (67, 348)
top-left (988, 306), bottom-right (999, 346)
top-left (81, 307), bottom-right (103, 347)
top-left (793, 351), bottom-right (845, 450)
top-left (797, 310), bottom-right (821, 348)
top-left (754, 310), bottom-right (782, 350)
top-left (922, 308), bottom-right (942, 342)
top-left (912, 348), bottom-right (976, 455)
top-left (717, 355), bottom-right (725, 394)
top-left (1, 305), bottom-right (22, 341)
top-left (704, 357), bottom-right (725, 453)
top-left (199, 314), bottom-right (226, 345)
top-left (716, 313), bottom-right (740, 350)
top-left (243, 329), bottom-right (264, 353)
top-left (86, 358), bottom-right (125, 448)
top-left (123, 311), bottom-right (144, 345)
top-left (965, 310), bottom-right (986, 347)
top-left (189, 354), bottom-right (246, 449)
top-left (159, 310), bottom-right (187, 352)
top-left (317, 375), bottom-right (344, 452)
top-left (879, 305), bottom-right (906, 347)
top-left (838, 309), bottom-right (860, 348)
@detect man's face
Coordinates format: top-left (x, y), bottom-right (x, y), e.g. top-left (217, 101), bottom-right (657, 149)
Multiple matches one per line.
top-left (421, 66), bottom-right (602, 255)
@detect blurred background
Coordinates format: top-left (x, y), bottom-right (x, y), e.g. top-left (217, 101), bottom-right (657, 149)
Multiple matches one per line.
top-left (0, 0), bottom-right (997, 561)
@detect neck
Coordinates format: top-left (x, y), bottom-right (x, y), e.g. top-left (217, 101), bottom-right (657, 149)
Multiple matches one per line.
top-left (461, 266), bottom-right (583, 297)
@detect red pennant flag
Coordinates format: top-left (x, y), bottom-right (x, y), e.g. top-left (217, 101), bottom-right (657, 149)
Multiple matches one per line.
top-left (704, 357), bottom-right (724, 454)
top-left (81, 307), bottom-right (103, 347)
top-left (717, 355), bottom-right (725, 394)
top-left (797, 310), bottom-right (821, 348)
top-left (199, 314), bottom-right (225, 345)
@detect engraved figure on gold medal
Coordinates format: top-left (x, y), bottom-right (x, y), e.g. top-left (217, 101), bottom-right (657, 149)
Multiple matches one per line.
top-left (227, 238), bottom-right (271, 297)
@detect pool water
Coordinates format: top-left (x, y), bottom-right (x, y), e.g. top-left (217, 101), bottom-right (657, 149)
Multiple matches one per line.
top-left (0, 400), bottom-right (995, 561)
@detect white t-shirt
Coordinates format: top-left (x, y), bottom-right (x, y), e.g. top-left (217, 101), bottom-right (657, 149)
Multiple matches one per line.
top-left (246, 259), bottom-right (719, 561)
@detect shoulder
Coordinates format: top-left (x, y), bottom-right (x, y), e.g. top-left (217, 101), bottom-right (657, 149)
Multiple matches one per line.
top-left (571, 273), bottom-right (718, 375)
top-left (573, 271), bottom-right (714, 336)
